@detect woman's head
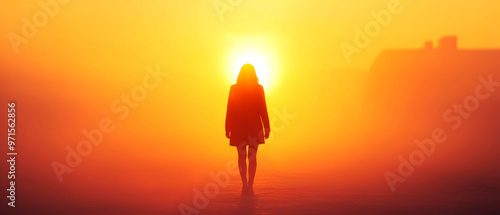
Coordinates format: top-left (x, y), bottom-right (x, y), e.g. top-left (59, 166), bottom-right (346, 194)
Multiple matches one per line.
top-left (237, 64), bottom-right (259, 85)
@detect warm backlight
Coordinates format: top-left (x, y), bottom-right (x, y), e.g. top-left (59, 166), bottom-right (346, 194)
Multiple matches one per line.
top-left (227, 39), bottom-right (278, 91)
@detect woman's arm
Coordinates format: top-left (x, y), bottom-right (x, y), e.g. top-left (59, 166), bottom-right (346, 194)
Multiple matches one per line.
top-left (225, 86), bottom-right (234, 138)
top-left (260, 86), bottom-right (271, 138)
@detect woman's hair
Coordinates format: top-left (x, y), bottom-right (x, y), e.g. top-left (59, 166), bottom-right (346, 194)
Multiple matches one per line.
top-left (236, 63), bottom-right (259, 84)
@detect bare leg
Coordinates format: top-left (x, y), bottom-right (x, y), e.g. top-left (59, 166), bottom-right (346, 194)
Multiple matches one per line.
top-left (247, 144), bottom-right (258, 194)
top-left (237, 145), bottom-right (248, 193)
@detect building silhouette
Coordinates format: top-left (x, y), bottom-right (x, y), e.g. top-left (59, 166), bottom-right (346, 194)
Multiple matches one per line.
top-left (366, 36), bottom-right (500, 121)
top-left (359, 36), bottom-right (500, 179)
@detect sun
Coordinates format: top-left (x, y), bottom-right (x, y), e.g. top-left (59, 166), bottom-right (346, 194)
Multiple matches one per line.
top-left (232, 52), bottom-right (270, 86)
top-left (226, 39), bottom-right (278, 91)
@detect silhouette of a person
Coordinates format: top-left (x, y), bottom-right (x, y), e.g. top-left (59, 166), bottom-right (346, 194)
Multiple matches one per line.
top-left (225, 63), bottom-right (270, 195)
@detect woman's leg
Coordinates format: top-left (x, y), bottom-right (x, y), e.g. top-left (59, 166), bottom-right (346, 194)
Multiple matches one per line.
top-left (247, 144), bottom-right (258, 192)
top-left (237, 145), bottom-right (248, 191)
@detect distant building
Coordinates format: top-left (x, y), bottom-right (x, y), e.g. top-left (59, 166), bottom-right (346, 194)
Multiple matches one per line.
top-left (366, 36), bottom-right (500, 123)
top-left (424, 40), bottom-right (433, 50)
top-left (363, 36), bottom-right (500, 170)
top-left (437, 36), bottom-right (457, 50)
top-left (370, 36), bottom-right (500, 82)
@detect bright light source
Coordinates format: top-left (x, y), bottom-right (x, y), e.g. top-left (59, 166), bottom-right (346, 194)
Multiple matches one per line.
top-left (226, 37), bottom-right (278, 92)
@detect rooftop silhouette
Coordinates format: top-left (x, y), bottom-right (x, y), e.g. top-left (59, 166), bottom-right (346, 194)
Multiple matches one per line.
top-left (367, 36), bottom-right (500, 119)
top-left (361, 36), bottom-right (500, 190)
top-left (371, 36), bottom-right (500, 76)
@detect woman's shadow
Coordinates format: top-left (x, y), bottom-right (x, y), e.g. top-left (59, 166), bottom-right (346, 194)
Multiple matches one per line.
top-left (235, 193), bottom-right (257, 215)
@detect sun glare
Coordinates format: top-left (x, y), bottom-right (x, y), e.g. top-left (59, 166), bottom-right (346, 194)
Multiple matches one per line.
top-left (227, 39), bottom-right (278, 92)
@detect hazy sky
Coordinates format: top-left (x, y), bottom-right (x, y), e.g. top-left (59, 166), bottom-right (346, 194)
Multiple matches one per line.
top-left (2, 0), bottom-right (500, 69)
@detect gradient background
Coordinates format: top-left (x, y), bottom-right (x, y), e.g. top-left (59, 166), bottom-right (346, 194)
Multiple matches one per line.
top-left (1, 0), bottom-right (499, 214)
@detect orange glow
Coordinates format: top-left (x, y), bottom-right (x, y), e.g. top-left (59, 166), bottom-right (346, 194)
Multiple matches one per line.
top-left (1, 0), bottom-right (500, 214)
top-left (225, 36), bottom-right (280, 91)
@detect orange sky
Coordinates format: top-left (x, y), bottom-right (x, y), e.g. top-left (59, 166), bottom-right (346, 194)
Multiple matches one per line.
top-left (2, 1), bottom-right (500, 68)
